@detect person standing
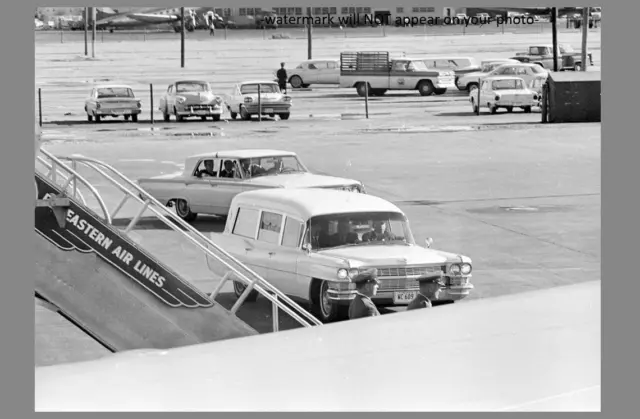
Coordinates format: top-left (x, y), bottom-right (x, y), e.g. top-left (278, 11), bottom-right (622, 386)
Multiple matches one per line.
top-left (348, 269), bottom-right (381, 319)
top-left (406, 273), bottom-right (445, 310)
top-left (276, 62), bottom-right (288, 94)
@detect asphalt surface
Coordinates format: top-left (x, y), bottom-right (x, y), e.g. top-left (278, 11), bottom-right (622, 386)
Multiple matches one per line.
top-left (35, 27), bottom-right (601, 367)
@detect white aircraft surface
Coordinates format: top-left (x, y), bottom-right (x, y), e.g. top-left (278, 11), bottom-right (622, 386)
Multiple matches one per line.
top-left (35, 280), bottom-right (600, 412)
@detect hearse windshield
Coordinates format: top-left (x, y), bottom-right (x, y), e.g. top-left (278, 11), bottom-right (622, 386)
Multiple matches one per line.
top-left (307, 211), bottom-right (415, 250)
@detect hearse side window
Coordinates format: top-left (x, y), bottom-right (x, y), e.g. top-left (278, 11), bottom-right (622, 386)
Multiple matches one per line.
top-left (257, 211), bottom-right (283, 244)
top-left (282, 217), bottom-right (304, 248)
top-left (232, 207), bottom-right (260, 239)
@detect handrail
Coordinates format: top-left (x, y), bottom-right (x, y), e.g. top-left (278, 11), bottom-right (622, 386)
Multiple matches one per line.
top-left (35, 156), bottom-right (88, 206)
top-left (40, 150), bottom-right (323, 330)
top-left (36, 153), bottom-right (111, 224)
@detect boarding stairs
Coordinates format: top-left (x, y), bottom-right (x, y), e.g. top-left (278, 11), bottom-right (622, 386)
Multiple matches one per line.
top-left (35, 148), bottom-right (322, 353)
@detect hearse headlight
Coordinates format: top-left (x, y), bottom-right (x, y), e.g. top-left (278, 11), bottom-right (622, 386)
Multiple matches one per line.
top-left (283, 96), bottom-right (292, 102)
top-left (337, 268), bottom-right (348, 280)
top-left (449, 264), bottom-right (461, 275)
top-left (460, 263), bottom-right (472, 275)
top-left (495, 94), bottom-right (500, 101)
top-left (533, 94), bottom-right (538, 100)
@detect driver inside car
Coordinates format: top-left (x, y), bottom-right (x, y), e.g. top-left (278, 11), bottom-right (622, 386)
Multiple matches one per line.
top-left (197, 160), bottom-right (217, 178)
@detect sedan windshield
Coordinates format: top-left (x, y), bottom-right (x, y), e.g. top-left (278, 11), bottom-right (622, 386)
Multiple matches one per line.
top-left (307, 211), bottom-right (415, 250)
top-left (97, 87), bottom-right (133, 98)
top-left (241, 83), bottom-right (280, 94)
top-left (238, 155), bottom-right (307, 178)
top-left (176, 82), bottom-right (209, 93)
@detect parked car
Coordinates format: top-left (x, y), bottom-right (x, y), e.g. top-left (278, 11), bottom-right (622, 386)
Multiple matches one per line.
top-left (137, 149), bottom-right (365, 221)
top-left (287, 59), bottom-right (340, 89)
top-left (456, 59), bottom-right (521, 91)
top-left (469, 76), bottom-right (539, 114)
top-left (512, 44), bottom-right (594, 71)
top-left (419, 56), bottom-right (482, 85)
top-left (205, 188), bottom-right (474, 322)
top-left (225, 81), bottom-right (292, 120)
top-left (84, 84), bottom-right (142, 123)
top-left (158, 80), bottom-right (223, 122)
top-left (482, 63), bottom-right (549, 88)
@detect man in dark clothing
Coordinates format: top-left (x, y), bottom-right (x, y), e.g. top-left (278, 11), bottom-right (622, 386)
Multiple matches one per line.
top-left (348, 268), bottom-right (381, 320)
top-left (197, 160), bottom-right (217, 177)
top-left (276, 62), bottom-right (288, 94)
top-left (406, 273), bottom-right (446, 311)
top-left (220, 160), bottom-right (234, 178)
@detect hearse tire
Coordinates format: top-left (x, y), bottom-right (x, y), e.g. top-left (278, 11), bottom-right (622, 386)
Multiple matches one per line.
top-left (310, 279), bottom-right (341, 323)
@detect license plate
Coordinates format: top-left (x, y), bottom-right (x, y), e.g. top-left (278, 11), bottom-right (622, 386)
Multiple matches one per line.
top-left (264, 108), bottom-right (274, 113)
top-left (393, 291), bottom-right (417, 305)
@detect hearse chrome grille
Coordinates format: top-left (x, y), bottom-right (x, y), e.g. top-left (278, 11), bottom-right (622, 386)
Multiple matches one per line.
top-left (374, 265), bottom-right (447, 291)
top-left (376, 265), bottom-right (445, 278)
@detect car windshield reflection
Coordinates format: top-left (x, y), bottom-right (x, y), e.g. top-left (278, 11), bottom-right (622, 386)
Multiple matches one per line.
top-left (307, 211), bottom-right (415, 250)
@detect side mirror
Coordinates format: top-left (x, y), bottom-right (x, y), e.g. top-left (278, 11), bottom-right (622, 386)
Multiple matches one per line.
top-left (425, 237), bottom-right (434, 248)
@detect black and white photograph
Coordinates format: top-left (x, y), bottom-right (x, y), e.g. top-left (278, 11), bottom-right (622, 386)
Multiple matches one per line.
top-left (33, 3), bottom-right (601, 412)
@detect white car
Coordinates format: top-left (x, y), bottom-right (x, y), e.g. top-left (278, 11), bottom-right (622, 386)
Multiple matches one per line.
top-left (287, 59), bottom-right (340, 89)
top-left (158, 80), bottom-right (224, 122)
top-left (84, 84), bottom-right (142, 123)
top-left (456, 59), bottom-right (521, 91)
top-left (225, 81), bottom-right (292, 121)
top-left (137, 149), bottom-right (366, 221)
top-left (469, 76), bottom-right (539, 114)
top-left (206, 188), bottom-right (474, 323)
top-left (484, 63), bottom-right (549, 88)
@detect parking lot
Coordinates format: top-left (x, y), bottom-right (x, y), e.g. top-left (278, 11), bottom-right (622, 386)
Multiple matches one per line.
top-left (35, 26), bottom-right (601, 366)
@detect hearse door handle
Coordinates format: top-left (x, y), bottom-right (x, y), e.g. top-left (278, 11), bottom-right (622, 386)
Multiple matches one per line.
top-left (268, 252), bottom-right (275, 256)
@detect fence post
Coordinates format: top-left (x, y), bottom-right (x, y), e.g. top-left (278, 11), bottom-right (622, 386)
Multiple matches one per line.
top-left (224, 26), bottom-right (227, 40)
top-left (258, 84), bottom-right (262, 122)
top-left (149, 84), bottom-right (154, 124)
top-left (475, 82), bottom-right (481, 116)
top-left (60, 30), bottom-right (63, 43)
top-left (364, 82), bottom-right (369, 119)
top-left (38, 88), bottom-right (43, 127)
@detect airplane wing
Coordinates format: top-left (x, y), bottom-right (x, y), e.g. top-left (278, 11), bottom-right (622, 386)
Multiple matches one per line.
top-left (125, 13), bottom-right (180, 24)
top-left (35, 280), bottom-right (600, 412)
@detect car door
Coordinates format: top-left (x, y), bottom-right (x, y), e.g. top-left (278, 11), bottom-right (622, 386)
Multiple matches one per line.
top-left (326, 60), bottom-right (340, 83)
top-left (389, 60), bottom-right (410, 89)
top-left (315, 61), bottom-right (334, 84)
top-left (182, 158), bottom-right (218, 214)
top-left (479, 80), bottom-right (489, 105)
top-left (304, 62), bottom-right (320, 84)
top-left (229, 206), bottom-right (269, 278)
top-left (516, 66), bottom-right (533, 86)
top-left (265, 214), bottom-right (306, 298)
top-left (209, 158), bottom-right (245, 215)
top-left (253, 210), bottom-right (285, 287)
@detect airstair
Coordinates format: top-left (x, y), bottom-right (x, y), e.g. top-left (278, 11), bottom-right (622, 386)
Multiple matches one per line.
top-left (35, 148), bottom-right (322, 353)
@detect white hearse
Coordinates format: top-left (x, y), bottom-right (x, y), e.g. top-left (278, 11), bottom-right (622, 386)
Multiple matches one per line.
top-left (206, 189), bottom-right (474, 322)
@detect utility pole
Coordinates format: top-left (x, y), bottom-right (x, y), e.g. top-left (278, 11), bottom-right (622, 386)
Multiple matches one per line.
top-left (84, 7), bottom-right (88, 56)
top-left (551, 7), bottom-right (558, 72)
top-left (581, 7), bottom-right (589, 71)
top-left (307, 8), bottom-right (312, 59)
top-left (181, 7), bottom-right (185, 68)
top-left (91, 7), bottom-right (96, 58)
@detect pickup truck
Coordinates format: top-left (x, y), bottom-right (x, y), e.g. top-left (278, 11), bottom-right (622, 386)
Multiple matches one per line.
top-left (512, 44), bottom-right (594, 71)
top-left (339, 51), bottom-right (456, 97)
top-left (205, 188), bottom-right (474, 323)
